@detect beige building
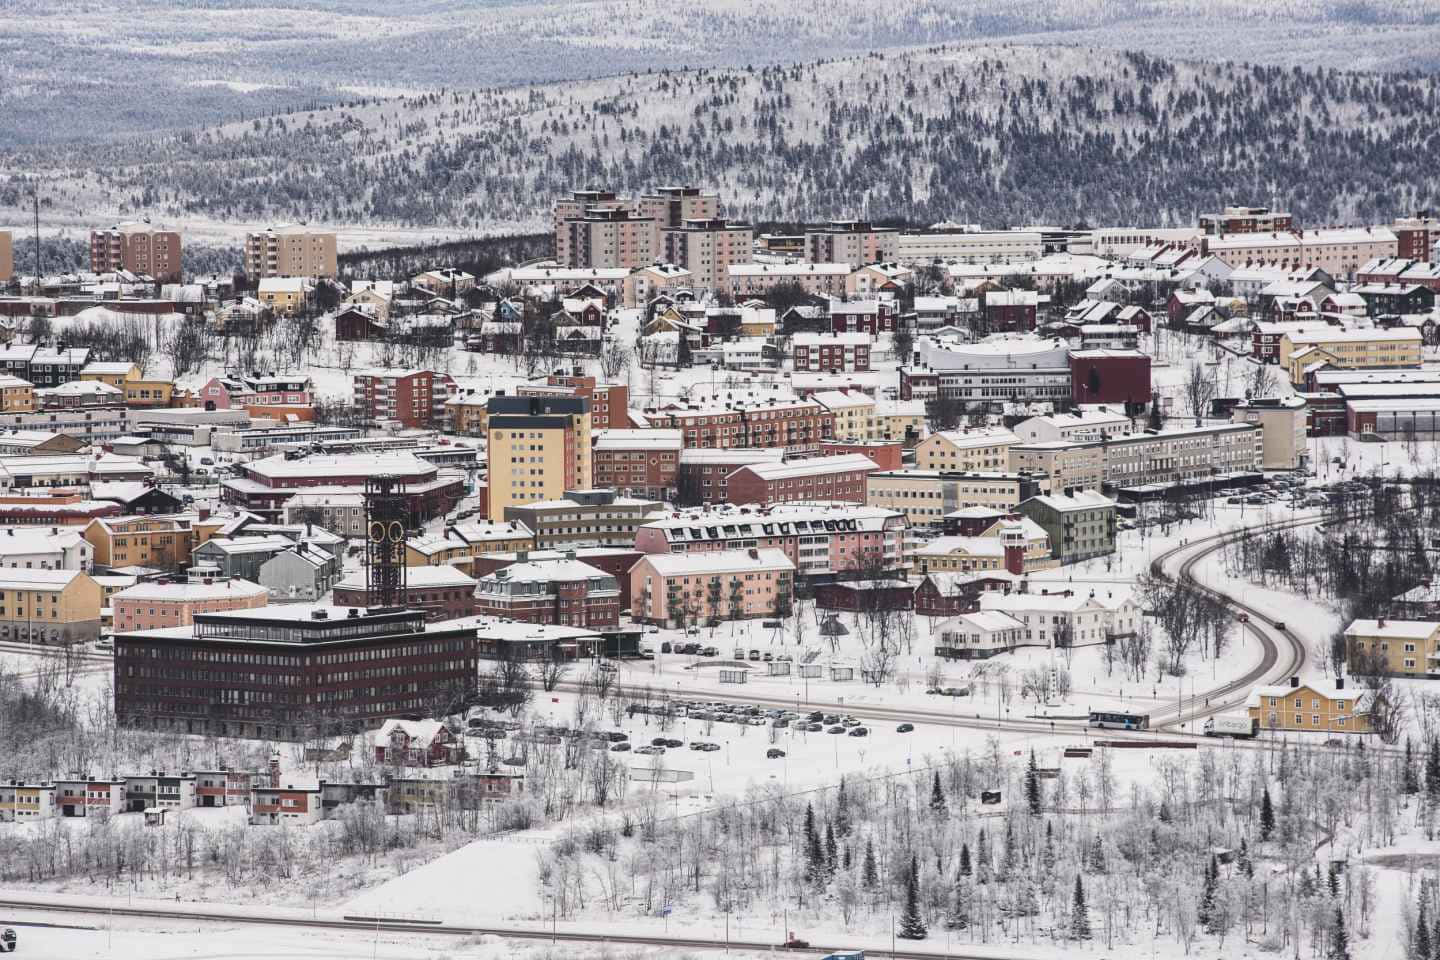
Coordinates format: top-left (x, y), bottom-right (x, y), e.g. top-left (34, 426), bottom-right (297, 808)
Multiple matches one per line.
top-left (244, 224), bottom-right (337, 279)
top-left (1101, 424), bottom-right (1262, 487)
top-left (1231, 396), bottom-right (1308, 470)
top-left (1344, 618), bottom-right (1440, 677)
top-left (1279, 327), bottom-right (1422, 383)
top-left (0, 375), bottom-right (35, 413)
top-left (257, 277), bottom-right (311, 317)
top-left (1247, 677), bottom-right (1369, 734)
top-left (662, 219), bottom-right (753, 295)
top-left (404, 520), bottom-right (535, 574)
top-left (1008, 441), bottom-right (1104, 493)
top-left (806, 220), bottom-right (900, 267)
top-left (866, 470), bottom-right (1041, 528)
top-left (1198, 227), bottom-right (1396, 279)
top-left (915, 429), bottom-right (1018, 472)
top-left (0, 230), bottom-right (12, 284)
top-left (0, 569), bottom-right (104, 643)
top-left (561, 208), bottom-right (657, 270)
top-left (727, 262), bottom-right (851, 299)
top-left (89, 221), bottom-right (182, 282)
top-left (812, 390), bottom-right (876, 441)
top-left (554, 187), bottom-right (718, 268)
top-left (873, 400), bottom-right (927, 445)
top-left (486, 395), bottom-right (592, 521)
top-left (630, 547), bottom-right (794, 627)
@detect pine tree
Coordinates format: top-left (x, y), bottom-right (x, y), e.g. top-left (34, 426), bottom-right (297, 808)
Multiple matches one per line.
top-left (976, 827), bottom-right (991, 885)
top-left (1327, 862), bottom-right (1340, 898)
top-left (862, 838), bottom-right (878, 888)
top-left (803, 804), bottom-right (823, 882)
top-left (1071, 875), bottom-right (1092, 940)
top-left (1199, 854), bottom-right (1218, 930)
top-left (1416, 895), bottom-right (1431, 960)
top-left (842, 844), bottom-right (852, 872)
top-left (958, 842), bottom-right (972, 877)
top-left (1406, 738), bottom-right (1421, 795)
top-left (824, 821), bottom-right (838, 876)
top-left (999, 822), bottom-right (1016, 881)
top-left (1026, 749), bottom-right (1041, 814)
top-left (1088, 835), bottom-right (1106, 874)
top-left (930, 771), bottom-right (948, 818)
top-left (946, 875), bottom-right (970, 930)
top-left (1043, 821), bottom-right (1058, 871)
top-left (1330, 906), bottom-right (1350, 960)
top-left (1428, 737), bottom-right (1440, 803)
top-left (1238, 838), bottom-right (1253, 879)
top-left (835, 777), bottom-right (851, 838)
top-left (898, 857), bottom-right (928, 940)
top-left (1158, 800), bottom-right (1173, 823)
top-left (1260, 787), bottom-right (1276, 841)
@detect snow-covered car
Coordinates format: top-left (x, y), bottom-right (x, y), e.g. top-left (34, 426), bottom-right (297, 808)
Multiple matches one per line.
top-left (635, 745), bottom-right (665, 755)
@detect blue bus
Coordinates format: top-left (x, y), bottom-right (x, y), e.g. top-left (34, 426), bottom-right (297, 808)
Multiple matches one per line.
top-left (1088, 710), bottom-right (1150, 730)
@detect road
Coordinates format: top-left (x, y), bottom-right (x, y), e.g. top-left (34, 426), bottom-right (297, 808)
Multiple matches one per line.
top-left (0, 894), bottom-right (1012, 960)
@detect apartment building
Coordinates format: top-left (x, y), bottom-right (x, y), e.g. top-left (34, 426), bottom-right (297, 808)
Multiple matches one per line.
top-left (0, 375), bottom-right (34, 413)
top-left (727, 262), bottom-right (851, 299)
top-left (1394, 216), bottom-right (1440, 262)
top-left (0, 568), bottom-right (104, 643)
top-left (473, 556), bottom-right (621, 628)
top-left (915, 429), bottom-right (1018, 472)
top-left (1246, 676), bottom-right (1369, 734)
top-left (1278, 327), bottom-right (1423, 383)
top-left (517, 374), bottom-right (628, 430)
top-left (979, 588), bottom-right (1140, 647)
top-left (1014, 409), bottom-right (1133, 443)
top-left (662, 218), bottom-right (753, 294)
top-left (630, 548), bottom-right (795, 627)
top-left (792, 332), bottom-right (872, 372)
top-left (90, 221), bottom-right (182, 282)
top-left (909, 339), bottom-right (1073, 408)
top-left (724, 453), bottom-right (879, 507)
top-left (812, 391), bottom-right (876, 441)
top-left (353, 368), bottom-right (454, 429)
top-left (913, 519), bottom-right (1053, 575)
top-left (591, 429), bottom-right (681, 501)
top-left (504, 489), bottom-right (664, 549)
top-left (1199, 205), bottom-right (1294, 235)
top-left (83, 515), bottom-right (209, 573)
top-left (634, 502), bottom-right (908, 581)
top-left (675, 448), bottom-right (783, 506)
top-left (561, 207), bottom-right (657, 269)
top-left (1018, 491), bottom-right (1117, 564)
top-left (243, 224), bottom-right (338, 279)
top-left (111, 575), bottom-right (269, 632)
top-left (486, 395), bottom-right (592, 521)
top-left (333, 565), bottom-right (477, 622)
top-left (1230, 396), bottom-right (1308, 469)
top-left (222, 453), bottom-right (462, 524)
top-left (642, 397), bottom-right (834, 456)
top-left (1344, 618), bottom-right (1440, 677)
top-left (805, 220), bottom-right (900, 267)
top-left (1197, 227), bottom-right (1396, 279)
top-left (404, 520), bottom-right (535, 574)
top-left (553, 186), bottom-right (718, 267)
top-left (1007, 441), bottom-right (1104, 493)
top-left (1102, 423), bottom-right (1262, 488)
top-left (257, 277), bottom-right (310, 316)
top-left (866, 470), bottom-right (1043, 528)
top-left (896, 229), bottom-right (1043, 265)
top-left (0, 230), bottom-right (12, 283)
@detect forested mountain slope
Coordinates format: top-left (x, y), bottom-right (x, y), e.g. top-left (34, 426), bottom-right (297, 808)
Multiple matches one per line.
top-left (5, 44), bottom-right (1440, 233)
top-left (3, 0), bottom-right (1440, 146)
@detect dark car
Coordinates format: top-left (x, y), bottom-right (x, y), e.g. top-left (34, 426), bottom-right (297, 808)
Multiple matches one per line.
top-left (664, 738), bottom-right (683, 748)
top-left (606, 731), bottom-right (628, 742)
top-left (766, 748), bottom-right (787, 759)
top-left (651, 737), bottom-right (669, 747)
top-left (827, 725), bottom-right (846, 734)
top-left (806, 711), bottom-right (825, 722)
top-left (805, 723), bottom-right (824, 732)
top-left (660, 641), bottom-right (673, 654)
top-left (783, 937), bottom-right (809, 948)
top-left (700, 743), bottom-right (721, 752)
top-left (823, 714), bottom-right (840, 724)
top-left (689, 741), bottom-right (710, 751)
top-left (610, 742), bottom-right (631, 752)
top-left (1273, 621), bottom-right (1287, 631)
top-left (848, 727), bottom-right (869, 737)
top-left (897, 723), bottom-right (915, 733)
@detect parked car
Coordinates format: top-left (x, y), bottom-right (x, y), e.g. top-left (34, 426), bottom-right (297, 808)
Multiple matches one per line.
top-left (748, 649), bottom-right (761, 661)
top-left (664, 738), bottom-right (683, 748)
top-left (701, 646), bottom-right (719, 657)
top-left (610, 742), bottom-right (631, 753)
top-left (651, 737), bottom-right (669, 746)
top-left (766, 748), bottom-right (787, 759)
top-left (700, 743), bottom-right (721, 752)
top-left (848, 727), bottom-right (869, 737)
top-left (660, 641), bottom-right (673, 654)
top-left (772, 718), bottom-right (791, 728)
top-left (841, 716), bottom-right (861, 727)
top-left (827, 725), bottom-right (846, 734)
top-left (635, 745), bottom-right (665, 755)
top-left (896, 723), bottom-right (915, 733)
top-left (689, 741), bottom-right (710, 751)
top-left (805, 723), bottom-right (824, 732)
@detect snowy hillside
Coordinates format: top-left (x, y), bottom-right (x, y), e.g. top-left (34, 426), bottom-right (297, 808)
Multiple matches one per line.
top-left (5, 44), bottom-right (1440, 238)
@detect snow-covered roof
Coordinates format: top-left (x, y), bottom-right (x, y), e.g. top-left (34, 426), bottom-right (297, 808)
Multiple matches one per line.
top-left (792, 332), bottom-right (872, 346)
top-left (934, 428), bottom-right (1019, 450)
top-left (113, 578), bottom-right (268, 603)
top-left (729, 262), bottom-right (851, 278)
top-left (736, 453), bottom-right (880, 481)
top-left (939, 610), bottom-right (1025, 633)
top-left (638, 547), bottom-right (795, 576)
top-left (593, 429), bottom-right (683, 451)
top-left (1343, 619), bottom-right (1438, 640)
top-left (1246, 683), bottom-right (1365, 706)
top-left (1024, 491), bottom-right (1115, 512)
top-left (676, 448), bottom-right (784, 466)
top-left (373, 718), bottom-right (447, 750)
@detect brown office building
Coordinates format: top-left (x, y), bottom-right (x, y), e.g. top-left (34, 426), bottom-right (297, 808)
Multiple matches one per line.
top-left (89, 221), bottom-right (182, 282)
top-left (115, 605), bottom-right (479, 739)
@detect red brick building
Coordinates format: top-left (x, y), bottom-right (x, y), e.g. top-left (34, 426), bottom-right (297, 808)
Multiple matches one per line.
top-left (518, 373), bottom-right (629, 430)
top-left (353, 369), bottom-right (455, 429)
top-left (676, 448), bottom-right (783, 506)
top-left (643, 398), bottom-right (834, 455)
top-left (332, 565), bottom-right (477, 622)
top-left (724, 453), bottom-right (879, 507)
top-left (792, 332), bottom-right (871, 372)
top-left (816, 439), bottom-right (904, 470)
top-left (983, 290), bottom-right (1039, 332)
top-left (591, 429), bottom-right (681, 500)
top-left (913, 570), bottom-right (1018, 617)
top-left (830, 300), bottom-right (896, 334)
top-left (473, 556), bottom-right (621, 628)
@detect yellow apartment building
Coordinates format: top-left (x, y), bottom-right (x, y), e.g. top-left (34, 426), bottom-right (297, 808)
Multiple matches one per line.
top-left (1279, 327), bottom-right (1422, 382)
top-left (866, 470), bottom-right (1039, 528)
top-left (1343, 618), bottom-right (1440, 676)
top-left (0, 568), bottom-right (104, 643)
top-left (486, 396), bottom-right (591, 521)
top-left (1246, 678), bottom-right (1370, 734)
top-left (83, 516), bottom-right (199, 572)
top-left (0, 375), bottom-right (36, 413)
top-left (915, 429), bottom-right (1019, 472)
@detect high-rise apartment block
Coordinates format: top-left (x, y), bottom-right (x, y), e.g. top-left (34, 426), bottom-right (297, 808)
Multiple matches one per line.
top-left (89, 221), bottom-right (182, 282)
top-left (1394, 215), bottom-right (1440, 261)
top-left (553, 186), bottom-right (722, 269)
top-left (486, 395), bottom-right (592, 521)
top-left (662, 218), bottom-right (753, 294)
top-left (805, 220), bottom-right (900, 268)
top-left (243, 224), bottom-right (338, 279)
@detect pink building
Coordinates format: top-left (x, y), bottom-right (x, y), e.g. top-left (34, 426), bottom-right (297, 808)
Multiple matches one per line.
top-left (634, 503), bottom-right (907, 582)
top-left (112, 576), bottom-right (269, 632)
top-left (631, 547), bottom-right (795, 627)
top-left (200, 374), bottom-right (313, 410)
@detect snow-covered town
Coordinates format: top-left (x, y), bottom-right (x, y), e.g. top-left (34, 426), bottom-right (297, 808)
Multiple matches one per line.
top-left (6, 10), bottom-right (1440, 959)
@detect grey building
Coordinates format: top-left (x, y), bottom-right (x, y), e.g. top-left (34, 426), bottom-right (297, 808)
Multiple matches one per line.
top-left (192, 535), bottom-right (298, 583)
top-left (1018, 491), bottom-right (1117, 565)
top-left (504, 489), bottom-right (665, 550)
top-left (258, 545), bottom-right (338, 601)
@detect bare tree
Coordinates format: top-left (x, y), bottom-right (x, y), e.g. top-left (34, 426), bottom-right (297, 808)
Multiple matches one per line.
top-left (1182, 360), bottom-right (1217, 424)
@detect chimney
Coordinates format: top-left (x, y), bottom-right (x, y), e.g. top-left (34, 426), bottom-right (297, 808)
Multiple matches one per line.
top-left (268, 753), bottom-right (280, 788)
top-left (199, 507), bottom-right (210, 522)
top-left (1336, 677), bottom-right (1345, 691)
top-left (1290, 675), bottom-right (1300, 688)
top-left (1378, 617), bottom-right (1386, 628)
